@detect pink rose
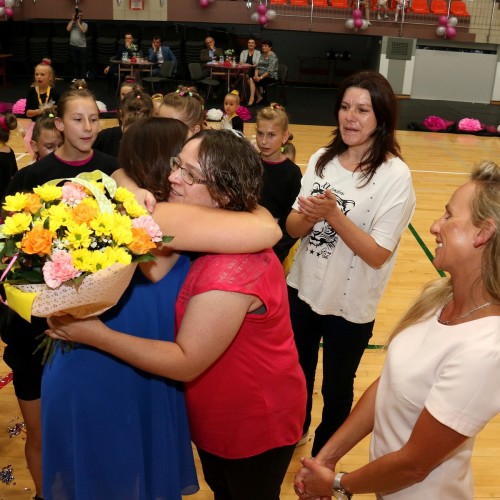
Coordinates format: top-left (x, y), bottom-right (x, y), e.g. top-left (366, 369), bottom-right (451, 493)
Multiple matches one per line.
top-left (62, 182), bottom-right (88, 205)
top-left (43, 250), bottom-right (82, 288)
top-left (458, 118), bottom-right (482, 132)
top-left (132, 215), bottom-right (162, 242)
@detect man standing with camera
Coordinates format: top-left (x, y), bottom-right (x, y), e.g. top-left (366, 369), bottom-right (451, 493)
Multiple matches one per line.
top-left (67, 7), bottom-right (88, 81)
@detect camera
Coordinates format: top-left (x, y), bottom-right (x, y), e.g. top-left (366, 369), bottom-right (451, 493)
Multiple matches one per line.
top-left (74, 7), bottom-right (80, 20)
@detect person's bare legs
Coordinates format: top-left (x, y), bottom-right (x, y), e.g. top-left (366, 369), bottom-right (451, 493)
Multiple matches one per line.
top-left (18, 398), bottom-right (43, 498)
top-left (248, 77), bottom-right (256, 105)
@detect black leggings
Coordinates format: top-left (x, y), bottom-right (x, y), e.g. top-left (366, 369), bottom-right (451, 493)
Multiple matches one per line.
top-left (197, 444), bottom-right (295, 500)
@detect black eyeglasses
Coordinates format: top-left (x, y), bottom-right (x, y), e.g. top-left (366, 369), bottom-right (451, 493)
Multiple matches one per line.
top-left (169, 157), bottom-right (210, 186)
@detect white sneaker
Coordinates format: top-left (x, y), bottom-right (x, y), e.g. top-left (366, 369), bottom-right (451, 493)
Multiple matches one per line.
top-left (296, 433), bottom-right (310, 447)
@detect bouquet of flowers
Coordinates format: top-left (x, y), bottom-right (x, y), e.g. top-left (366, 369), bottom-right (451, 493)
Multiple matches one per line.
top-left (224, 49), bottom-right (235, 57)
top-left (0, 171), bottom-right (170, 362)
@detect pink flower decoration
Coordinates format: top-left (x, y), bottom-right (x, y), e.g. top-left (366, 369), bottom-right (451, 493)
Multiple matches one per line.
top-left (132, 215), bottom-right (162, 242)
top-left (422, 115), bottom-right (449, 131)
top-left (43, 250), bottom-right (82, 289)
top-left (12, 98), bottom-right (27, 115)
top-left (458, 118), bottom-right (482, 132)
top-left (236, 105), bottom-right (252, 121)
top-left (62, 182), bottom-right (88, 205)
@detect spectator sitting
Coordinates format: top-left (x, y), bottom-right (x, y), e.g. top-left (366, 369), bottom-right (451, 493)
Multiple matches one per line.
top-left (104, 32), bottom-right (137, 76)
top-left (147, 36), bottom-right (176, 77)
top-left (247, 40), bottom-right (278, 106)
top-left (200, 36), bottom-right (224, 78)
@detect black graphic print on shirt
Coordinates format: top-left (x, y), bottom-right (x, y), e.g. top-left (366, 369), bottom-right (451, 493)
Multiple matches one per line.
top-left (308, 181), bottom-right (355, 259)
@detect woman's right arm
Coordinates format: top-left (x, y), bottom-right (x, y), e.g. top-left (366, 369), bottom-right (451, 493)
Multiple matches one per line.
top-left (154, 202), bottom-right (281, 253)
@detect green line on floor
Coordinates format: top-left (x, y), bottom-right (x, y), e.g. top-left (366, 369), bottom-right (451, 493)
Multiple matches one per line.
top-left (408, 223), bottom-right (446, 277)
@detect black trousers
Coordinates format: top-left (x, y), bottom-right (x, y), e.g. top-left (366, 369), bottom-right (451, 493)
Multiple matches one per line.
top-left (288, 285), bottom-right (373, 456)
top-left (197, 444), bottom-right (295, 500)
top-left (70, 45), bottom-right (87, 79)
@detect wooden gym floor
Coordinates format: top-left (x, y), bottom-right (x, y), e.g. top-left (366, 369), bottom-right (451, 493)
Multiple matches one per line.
top-left (1, 119), bottom-right (499, 499)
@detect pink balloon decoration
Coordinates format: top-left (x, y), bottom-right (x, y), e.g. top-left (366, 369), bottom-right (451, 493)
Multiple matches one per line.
top-left (445, 25), bottom-right (457, 38)
top-left (352, 8), bottom-right (362, 18)
top-left (257, 3), bottom-right (267, 14)
top-left (438, 15), bottom-right (448, 26)
top-left (199, 0), bottom-right (209, 7)
top-left (5, 6), bottom-right (13, 16)
top-left (354, 17), bottom-right (363, 27)
top-left (259, 14), bottom-right (268, 25)
top-left (0, 0), bottom-right (5, 7)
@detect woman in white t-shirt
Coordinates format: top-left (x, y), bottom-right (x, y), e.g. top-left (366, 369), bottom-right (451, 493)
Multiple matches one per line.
top-left (295, 160), bottom-right (500, 500)
top-left (286, 70), bottom-right (416, 455)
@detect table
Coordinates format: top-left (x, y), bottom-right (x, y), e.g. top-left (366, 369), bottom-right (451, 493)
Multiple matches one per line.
top-left (0, 54), bottom-right (13, 87)
top-left (207, 62), bottom-right (253, 94)
top-left (110, 58), bottom-right (154, 92)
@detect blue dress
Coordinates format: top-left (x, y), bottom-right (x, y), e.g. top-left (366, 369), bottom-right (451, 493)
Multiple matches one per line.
top-left (41, 256), bottom-right (199, 500)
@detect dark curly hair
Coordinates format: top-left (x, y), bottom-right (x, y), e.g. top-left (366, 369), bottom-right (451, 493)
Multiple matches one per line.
top-left (316, 70), bottom-right (402, 187)
top-left (190, 129), bottom-right (263, 212)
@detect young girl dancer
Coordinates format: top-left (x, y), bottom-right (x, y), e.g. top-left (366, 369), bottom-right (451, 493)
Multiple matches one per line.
top-left (2, 80), bottom-right (119, 500)
top-left (24, 59), bottom-right (60, 155)
top-left (256, 103), bottom-right (302, 262)
top-left (29, 108), bottom-right (63, 163)
top-left (222, 90), bottom-right (244, 132)
top-left (0, 112), bottom-right (18, 198)
top-left (93, 84), bottom-right (152, 157)
top-left (157, 86), bottom-right (207, 136)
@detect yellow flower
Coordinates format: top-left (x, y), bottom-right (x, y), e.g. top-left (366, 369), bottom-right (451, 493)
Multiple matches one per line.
top-left (71, 248), bottom-right (94, 272)
top-left (34, 184), bottom-right (63, 202)
top-left (45, 204), bottom-right (72, 231)
top-left (123, 198), bottom-right (148, 218)
top-left (65, 223), bottom-right (92, 249)
top-left (80, 197), bottom-right (99, 210)
top-left (3, 193), bottom-right (29, 213)
top-left (103, 246), bottom-right (132, 265)
top-left (111, 213), bottom-right (133, 246)
top-left (89, 213), bottom-right (115, 237)
top-left (114, 187), bottom-right (136, 203)
top-left (2, 212), bottom-right (33, 236)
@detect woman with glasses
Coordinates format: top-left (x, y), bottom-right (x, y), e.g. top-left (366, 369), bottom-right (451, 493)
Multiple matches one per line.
top-left (46, 129), bottom-right (307, 500)
top-left (41, 122), bottom-right (282, 500)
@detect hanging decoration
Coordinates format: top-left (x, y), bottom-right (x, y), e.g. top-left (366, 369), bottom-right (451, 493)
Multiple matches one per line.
top-left (436, 15), bottom-right (458, 39)
top-left (199, 0), bottom-right (211, 7)
top-left (250, 2), bottom-right (276, 26)
top-left (0, 0), bottom-right (14, 17)
top-left (345, 6), bottom-right (369, 31)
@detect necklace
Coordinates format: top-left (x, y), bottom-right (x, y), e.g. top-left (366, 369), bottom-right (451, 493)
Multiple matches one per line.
top-left (36, 85), bottom-right (51, 108)
top-left (438, 301), bottom-right (497, 325)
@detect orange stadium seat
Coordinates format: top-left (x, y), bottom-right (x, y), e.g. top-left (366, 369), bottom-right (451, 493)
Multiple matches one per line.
top-left (450, 0), bottom-right (470, 16)
top-left (430, 0), bottom-right (448, 13)
top-left (270, 0), bottom-right (288, 4)
top-left (331, 0), bottom-right (349, 7)
top-left (289, 0), bottom-right (309, 5)
top-left (411, 0), bottom-right (430, 13)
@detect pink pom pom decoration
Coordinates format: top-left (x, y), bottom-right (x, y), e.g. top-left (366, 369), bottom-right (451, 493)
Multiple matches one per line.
top-left (354, 17), bottom-right (363, 28)
top-left (0, 0), bottom-right (5, 7)
top-left (352, 8), bottom-right (363, 18)
top-left (5, 6), bottom-right (13, 16)
top-left (259, 14), bottom-right (268, 25)
top-left (257, 3), bottom-right (267, 14)
top-left (199, 0), bottom-right (209, 7)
